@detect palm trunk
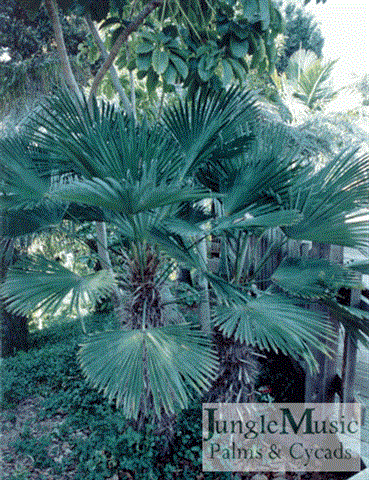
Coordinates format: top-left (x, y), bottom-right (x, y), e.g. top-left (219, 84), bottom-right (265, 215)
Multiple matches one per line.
top-left (95, 222), bottom-right (125, 323)
top-left (342, 286), bottom-right (361, 403)
top-left (197, 234), bottom-right (211, 334)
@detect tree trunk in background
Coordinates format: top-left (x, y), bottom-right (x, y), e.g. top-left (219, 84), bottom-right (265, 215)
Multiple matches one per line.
top-left (0, 237), bottom-right (29, 357)
top-left (1, 307), bottom-right (29, 357)
top-left (44, 0), bottom-right (81, 96)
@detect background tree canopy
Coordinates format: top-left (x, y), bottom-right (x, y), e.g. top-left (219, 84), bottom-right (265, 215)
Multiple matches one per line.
top-left (0, 0), bottom-right (89, 115)
top-left (1, 0), bottom-right (286, 116)
top-left (276, 0), bottom-right (324, 73)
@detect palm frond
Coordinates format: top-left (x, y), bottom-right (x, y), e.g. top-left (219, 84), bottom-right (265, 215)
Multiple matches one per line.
top-left (26, 89), bottom-right (183, 183)
top-left (272, 258), bottom-right (362, 300)
top-left (211, 207), bottom-right (303, 235)
top-left (204, 272), bottom-right (334, 370)
top-left (219, 124), bottom-right (309, 216)
top-left (0, 255), bottom-right (115, 316)
top-left (212, 292), bottom-right (335, 372)
top-left (296, 59), bottom-right (338, 111)
top-left (49, 175), bottom-right (213, 216)
top-left (284, 150), bottom-right (369, 248)
top-left (162, 87), bottom-right (258, 179)
top-left (0, 136), bottom-right (49, 208)
top-left (323, 298), bottom-right (369, 346)
top-left (0, 203), bottom-right (66, 237)
top-left (347, 260), bottom-right (369, 275)
top-left (286, 49), bottom-right (338, 112)
top-left (149, 226), bottom-right (202, 270)
top-left (78, 324), bottom-right (219, 419)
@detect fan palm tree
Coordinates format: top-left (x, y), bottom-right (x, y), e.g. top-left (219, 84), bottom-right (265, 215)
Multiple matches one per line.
top-left (272, 48), bottom-right (338, 119)
top-left (1, 87), bottom-right (369, 424)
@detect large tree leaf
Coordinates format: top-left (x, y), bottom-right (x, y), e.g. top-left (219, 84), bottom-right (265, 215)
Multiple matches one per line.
top-left (78, 324), bottom-right (219, 418)
top-left (152, 48), bottom-right (169, 74)
top-left (0, 255), bottom-right (115, 316)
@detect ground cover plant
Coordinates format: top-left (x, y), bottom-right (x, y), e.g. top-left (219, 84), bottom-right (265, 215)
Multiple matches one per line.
top-left (1, 317), bottom-right (361, 480)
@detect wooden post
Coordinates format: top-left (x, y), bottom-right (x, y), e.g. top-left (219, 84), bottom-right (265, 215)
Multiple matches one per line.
top-left (321, 245), bottom-right (344, 402)
top-left (342, 286), bottom-right (361, 403)
top-left (305, 243), bottom-right (343, 403)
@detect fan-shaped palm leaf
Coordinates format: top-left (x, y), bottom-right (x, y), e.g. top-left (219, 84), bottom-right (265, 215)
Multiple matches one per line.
top-left (272, 258), bottom-right (362, 300)
top-left (149, 226), bottom-right (203, 270)
top-left (78, 324), bottom-right (219, 419)
top-left (200, 123), bottom-right (309, 216)
top-left (0, 136), bottom-right (49, 208)
top-left (205, 272), bottom-right (335, 370)
top-left (0, 255), bottom-right (115, 316)
top-left (213, 296), bottom-right (335, 372)
top-left (0, 203), bottom-right (66, 237)
top-left (284, 150), bottom-right (369, 248)
top-left (162, 87), bottom-right (258, 179)
top-left (49, 175), bottom-right (213, 215)
top-left (211, 207), bottom-right (303, 235)
top-left (25, 90), bottom-right (183, 183)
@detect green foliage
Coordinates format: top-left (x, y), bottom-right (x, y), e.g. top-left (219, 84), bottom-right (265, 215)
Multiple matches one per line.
top-left (98, 0), bottom-right (285, 95)
top-left (272, 257), bottom-right (362, 300)
top-left (1, 325), bottom-right (228, 479)
top-left (0, 0), bottom-right (89, 115)
top-left (0, 255), bottom-right (115, 317)
top-left (1, 341), bottom-right (78, 409)
top-left (283, 148), bottom-right (369, 247)
top-left (78, 324), bottom-right (219, 418)
top-left (3, 87), bottom-right (369, 422)
top-left (13, 433), bottom-right (55, 470)
top-left (0, 314), bottom-right (115, 408)
top-left (286, 49), bottom-right (338, 112)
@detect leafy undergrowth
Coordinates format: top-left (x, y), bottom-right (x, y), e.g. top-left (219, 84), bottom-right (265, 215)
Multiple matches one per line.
top-left (0, 317), bottom-right (357, 480)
